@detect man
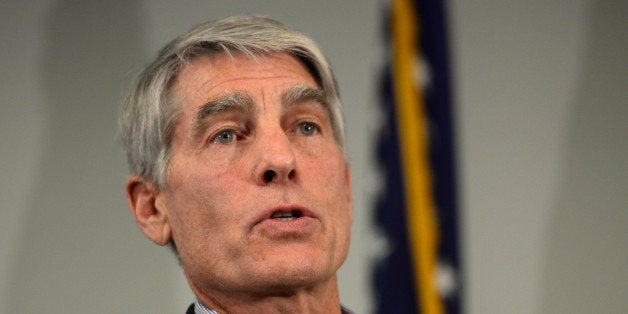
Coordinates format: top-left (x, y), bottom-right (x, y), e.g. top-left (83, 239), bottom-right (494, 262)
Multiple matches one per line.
top-left (118, 15), bottom-right (353, 313)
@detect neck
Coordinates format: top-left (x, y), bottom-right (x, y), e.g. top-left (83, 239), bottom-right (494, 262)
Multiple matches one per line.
top-left (189, 274), bottom-right (342, 314)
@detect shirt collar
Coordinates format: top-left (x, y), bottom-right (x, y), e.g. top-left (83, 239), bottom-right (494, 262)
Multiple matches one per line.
top-left (194, 299), bottom-right (219, 314)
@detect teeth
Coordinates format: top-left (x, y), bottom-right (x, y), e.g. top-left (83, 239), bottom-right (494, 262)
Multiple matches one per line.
top-left (270, 211), bottom-right (301, 219)
top-left (271, 212), bottom-right (292, 218)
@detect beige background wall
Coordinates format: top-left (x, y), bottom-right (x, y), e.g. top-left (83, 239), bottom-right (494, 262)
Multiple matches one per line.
top-left (1, 1), bottom-right (625, 313)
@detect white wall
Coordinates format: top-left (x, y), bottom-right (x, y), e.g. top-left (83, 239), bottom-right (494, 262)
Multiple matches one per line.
top-left (1, 1), bottom-right (625, 313)
top-left (1, 1), bottom-right (179, 313)
top-left (450, 1), bottom-right (627, 313)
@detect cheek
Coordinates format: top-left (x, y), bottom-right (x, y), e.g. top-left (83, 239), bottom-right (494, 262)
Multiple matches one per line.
top-left (307, 152), bottom-right (352, 223)
top-left (165, 163), bottom-right (237, 234)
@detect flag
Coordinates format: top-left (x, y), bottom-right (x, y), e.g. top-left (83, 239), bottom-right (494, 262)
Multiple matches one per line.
top-left (374, 0), bottom-right (461, 313)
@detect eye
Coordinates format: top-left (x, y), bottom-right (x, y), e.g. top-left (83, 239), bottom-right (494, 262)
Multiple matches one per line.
top-left (298, 122), bottom-right (318, 136)
top-left (212, 129), bottom-right (236, 144)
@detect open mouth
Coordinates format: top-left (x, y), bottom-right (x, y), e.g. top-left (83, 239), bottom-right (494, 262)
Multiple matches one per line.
top-left (270, 210), bottom-right (303, 221)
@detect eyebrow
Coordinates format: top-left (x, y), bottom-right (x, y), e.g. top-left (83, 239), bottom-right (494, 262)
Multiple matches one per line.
top-left (192, 91), bottom-right (256, 141)
top-left (280, 86), bottom-right (327, 110)
top-left (191, 86), bottom-right (327, 142)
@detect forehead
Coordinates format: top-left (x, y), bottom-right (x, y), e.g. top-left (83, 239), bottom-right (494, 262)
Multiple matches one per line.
top-left (173, 52), bottom-right (318, 111)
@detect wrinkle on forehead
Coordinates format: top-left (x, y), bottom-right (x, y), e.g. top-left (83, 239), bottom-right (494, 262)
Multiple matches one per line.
top-left (180, 53), bottom-right (316, 96)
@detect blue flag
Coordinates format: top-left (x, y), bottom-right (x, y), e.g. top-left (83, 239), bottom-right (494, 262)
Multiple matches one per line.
top-left (374, 1), bottom-right (461, 313)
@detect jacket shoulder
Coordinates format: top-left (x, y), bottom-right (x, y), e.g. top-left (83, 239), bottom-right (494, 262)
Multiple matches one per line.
top-left (186, 303), bottom-right (195, 314)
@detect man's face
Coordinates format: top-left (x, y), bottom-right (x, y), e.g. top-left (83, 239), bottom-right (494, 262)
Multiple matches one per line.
top-left (157, 53), bottom-right (352, 295)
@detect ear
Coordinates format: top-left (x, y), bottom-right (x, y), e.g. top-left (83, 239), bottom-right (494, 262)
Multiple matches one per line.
top-left (125, 175), bottom-right (171, 246)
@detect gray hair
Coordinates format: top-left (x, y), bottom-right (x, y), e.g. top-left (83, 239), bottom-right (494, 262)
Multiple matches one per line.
top-left (118, 14), bottom-right (345, 189)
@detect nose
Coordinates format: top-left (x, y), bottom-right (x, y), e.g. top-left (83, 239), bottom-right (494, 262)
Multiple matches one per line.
top-left (254, 127), bottom-right (297, 185)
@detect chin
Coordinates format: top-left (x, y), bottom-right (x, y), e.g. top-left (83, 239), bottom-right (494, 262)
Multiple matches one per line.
top-left (252, 270), bottom-right (329, 295)
top-left (247, 252), bottom-right (336, 293)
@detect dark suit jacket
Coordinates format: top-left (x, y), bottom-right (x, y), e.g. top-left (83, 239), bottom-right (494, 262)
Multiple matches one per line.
top-left (186, 303), bottom-right (352, 313)
top-left (186, 304), bottom-right (195, 314)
